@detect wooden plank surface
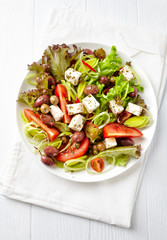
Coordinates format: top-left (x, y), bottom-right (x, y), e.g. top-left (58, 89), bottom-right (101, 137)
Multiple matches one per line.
top-left (0, 0), bottom-right (34, 239)
top-left (0, 0), bottom-right (167, 239)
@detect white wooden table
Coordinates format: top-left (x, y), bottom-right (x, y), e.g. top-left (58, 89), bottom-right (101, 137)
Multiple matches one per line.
top-left (0, 0), bottom-right (167, 239)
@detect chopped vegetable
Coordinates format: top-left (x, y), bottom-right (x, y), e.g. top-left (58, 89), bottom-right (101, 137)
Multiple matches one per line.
top-left (124, 116), bottom-right (150, 128)
top-left (92, 112), bottom-right (110, 129)
top-left (63, 156), bottom-right (87, 171)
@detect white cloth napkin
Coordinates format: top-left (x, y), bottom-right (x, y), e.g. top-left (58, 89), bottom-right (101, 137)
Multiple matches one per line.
top-left (0, 5), bottom-right (167, 228)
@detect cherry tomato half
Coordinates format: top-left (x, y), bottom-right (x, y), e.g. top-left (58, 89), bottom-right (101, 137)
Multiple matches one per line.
top-left (91, 157), bottom-right (104, 172)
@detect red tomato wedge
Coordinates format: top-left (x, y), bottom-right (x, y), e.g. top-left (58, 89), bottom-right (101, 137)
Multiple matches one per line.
top-left (103, 123), bottom-right (143, 138)
top-left (55, 84), bottom-right (71, 124)
top-left (24, 109), bottom-right (59, 142)
top-left (91, 158), bottom-right (104, 172)
top-left (56, 137), bottom-right (89, 162)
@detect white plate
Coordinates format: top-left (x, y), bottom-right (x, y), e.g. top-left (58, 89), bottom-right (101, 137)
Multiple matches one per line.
top-left (16, 42), bottom-right (157, 183)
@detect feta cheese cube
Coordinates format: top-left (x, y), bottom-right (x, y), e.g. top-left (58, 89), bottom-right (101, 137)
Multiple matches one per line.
top-left (104, 137), bottom-right (117, 149)
top-left (69, 114), bottom-right (86, 131)
top-left (65, 68), bottom-right (81, 86)
top-left (126, 102), bottom-right (143, 116)
top-left (82, 94), bottom-right (100, 113)
top-left (109, 99), bottom-right (124, 115)
top-left (50, 105), bottom-right (64, 122)
top-left (120, 65), bottom-right (134, 81)
top-left (66, 103), bottom-right (84, 115)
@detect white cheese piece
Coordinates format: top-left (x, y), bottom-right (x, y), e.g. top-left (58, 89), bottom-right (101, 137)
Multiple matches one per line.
top-left (126, 102), bottom-right (143, 116)
top-left (109, 99), bottom-right (124, 115)
top-left (66, 103), bottom-right (84, 115)
top-left (50, 105), bottom-right (64, 122)
top-left (82, 94), bottom-right (100, 113)
top-left (65, 68), bottom-right (81, 86)
top-left (120, 65), bottom-right (134, 81)
top-left (69, 114), bottom-right (86, 131)
top-left (104, 137), bottom-right (117, 149)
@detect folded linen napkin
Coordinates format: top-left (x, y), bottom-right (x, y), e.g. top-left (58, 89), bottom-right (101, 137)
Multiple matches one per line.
top-left (0, 5), bottom-right (167, 228)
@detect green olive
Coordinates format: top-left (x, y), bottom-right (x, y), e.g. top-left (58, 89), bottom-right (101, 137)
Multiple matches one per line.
top-left (93, 145), bottom-right (98, 152)
top-left (50, 95), bottom-right (59, 105)
top-left (85, 124), bottom-right (99, 140)
top-left (93, 145), bottom-right (99, 155)
top-left (40, 104), bottom-right (50, 114)
top-left (110, 77), bottom-right (115, 83)
top-left (93, 150), bottom-right (98, 155)
top-left (97, 142), bottom-right (106, 151)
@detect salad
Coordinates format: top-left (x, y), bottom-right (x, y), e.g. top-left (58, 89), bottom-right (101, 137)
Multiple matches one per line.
top-left (18, 44), bottom-right (152, 174)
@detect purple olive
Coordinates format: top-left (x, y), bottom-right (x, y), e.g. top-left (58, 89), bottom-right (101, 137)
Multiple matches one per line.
top-left (41, 155), bottom-right (54, 166)
top-left (117, 138), bottom-right (134, 146)
top-left (34, 95), bottom-right (50, 108)
top-left (44, 146), bottom-right (59, 157)
top-left (100, 76), bottom-right (109, 84)
top-left (40, 114), bottom-right (55, 127)
top-left (128, 86), bottom-right (137, 98)
top-left (84, 85), bottom-right (99, 95)
top-left (72, 131), bottom-right (85, 143)
top-left (117, 111), bottom-right (132, 124)
top-left (48, 76), bottom-right (56, 89)
top-left (83, 49), bottom-right (95, 56)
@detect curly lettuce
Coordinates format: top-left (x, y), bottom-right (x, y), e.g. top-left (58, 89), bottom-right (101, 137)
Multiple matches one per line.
top-left (42, 44), bottom-right (81, 81)
top-left (98, 74), bottom-right (143, 110)
top-left (98, 46), bottom-right (122, 76)
top-left (18, 88), bottom-right (53, 109)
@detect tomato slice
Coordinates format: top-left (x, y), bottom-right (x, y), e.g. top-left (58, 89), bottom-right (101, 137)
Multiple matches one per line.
top-left (55, 84), bottom-right (71, 124)
top-left (91, 157), bottom-right (104, 172)
top-left (24, 109), bottom-right (59, 142)
top-left (56, 137), bottom-right (89, 162)
top-left (103, 123), bottom-right (143, 138)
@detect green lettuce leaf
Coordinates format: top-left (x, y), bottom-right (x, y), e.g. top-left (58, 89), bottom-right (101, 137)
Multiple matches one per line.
top-left (115, 154), bottom-right (130, 166)
top-left (18, 91), bottom-right (36, 109)
top-left (18, 88), bottom-right (53, 109)
top-left (27, 62), bottom-right (52, 89)
top-left (89, 145), bottom-right (141, 161)
top-left (106, 154), bottom-right (129, 167)
top-left (98, 46), bottom-right (122, 76)
top-left (43, 44), bottom-right (81, 81)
